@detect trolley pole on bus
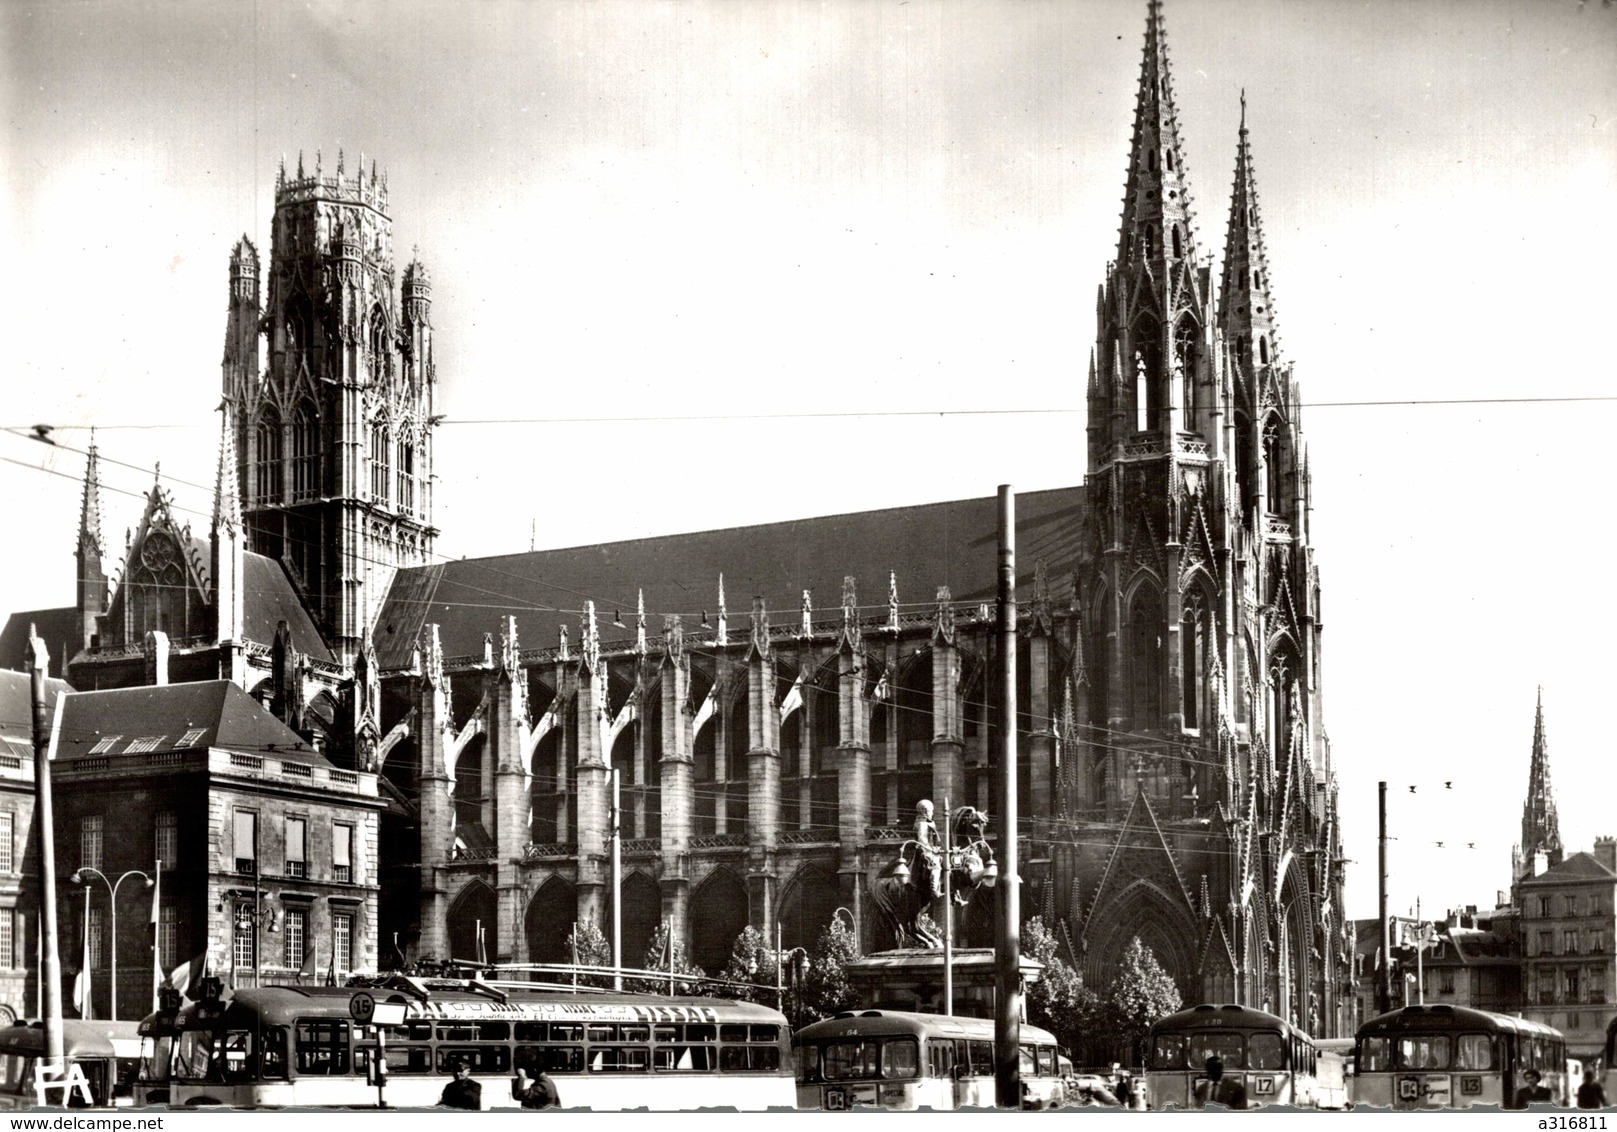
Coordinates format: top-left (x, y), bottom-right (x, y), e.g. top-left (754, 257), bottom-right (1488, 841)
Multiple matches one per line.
top-left (993, 486), bottom-right (1022, 1110)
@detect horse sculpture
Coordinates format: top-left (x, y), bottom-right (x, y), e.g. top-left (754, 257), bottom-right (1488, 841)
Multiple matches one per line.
top-left (869, 806), bottom-right (997, 949)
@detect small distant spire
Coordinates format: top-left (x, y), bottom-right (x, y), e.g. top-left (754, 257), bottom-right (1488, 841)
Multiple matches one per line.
top-left (887, 571), bottom-right (899, 631)
top-left (78, 432), bottom-right (105, 557)
top-left (716, 574), bottom-right (728, 646)
top-left (635, 589), bottom-right (647, 655)
top-left (1239, 87), bottom-right (1247, 133)
top-left (800, 589), bottom-right (813, 638)
top-left (337, 147), bottom-right (345, 175)
top-left (213, 402), bottom-right (241, 532)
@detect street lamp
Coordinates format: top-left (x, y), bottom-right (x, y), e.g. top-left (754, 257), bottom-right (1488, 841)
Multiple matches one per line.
top-left (71, 867), bottom-right (153, 1021)
top-left (773, 923), bottom-right (809, 1029)
top-left (231, 899), bottom-right (279, 989)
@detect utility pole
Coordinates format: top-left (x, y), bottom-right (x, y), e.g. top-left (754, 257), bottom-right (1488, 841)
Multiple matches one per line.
top-left (1377, 780), bottom-right (1390, 1016)
top-left (993, 486), bottom-right (1022, 1110)
top-left (611, 769), bottom-right (622, 992)
top-left (29, 630), bottom-right (65, 1077)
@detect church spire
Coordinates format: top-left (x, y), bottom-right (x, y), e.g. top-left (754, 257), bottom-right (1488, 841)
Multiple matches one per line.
top-left (1515, 686), bottom-right (1564, 881)
top-left (1218, 91), bottom-right (1281, 374)
top-left (75, 432), bottom-right (108, 650)
top-left (211, 402), bottom-right (246, 681)
top-left (1116, 0), bottom-right (1200, 275)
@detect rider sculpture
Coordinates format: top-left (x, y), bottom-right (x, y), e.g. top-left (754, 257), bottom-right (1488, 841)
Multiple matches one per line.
top-left (870, 801), bottom-right (997, 949)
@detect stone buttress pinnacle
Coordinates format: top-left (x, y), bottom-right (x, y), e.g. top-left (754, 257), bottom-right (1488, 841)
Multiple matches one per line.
top-left (78, 434), bottom-right (104, 557)
top-left (1219, 91), bottom-right (1281, 368)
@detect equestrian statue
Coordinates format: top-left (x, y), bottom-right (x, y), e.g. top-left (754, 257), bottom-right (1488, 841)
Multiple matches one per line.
top-left (869, 801), bottom-right (998, 948)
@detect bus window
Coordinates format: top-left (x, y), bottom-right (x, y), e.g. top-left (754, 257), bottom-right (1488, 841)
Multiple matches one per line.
top-left (929, 1040), bottom-right (954, 1079)
top-left (295, 1019), bottom-right (352, 1076)
top-left (1188, 1033), bottom-right (1244, 1069)
top-left (882, 1039), bottom-right (919, 1080)
top-left (1018, 1046), bottom-right (1035, 1075)
top-left (383, 1044), bottom-right (434, 1075)
top-left (720, 1043), bottom-right (780, 1073)
top-left (220, 1030), bottom-right (258, 1082)
top-left (1359, 1037), bottom-right (1390, 1072)
top-left (794, 1043), bottom-right (821, 1082)
top-left (1455, 1035), bottom-right (1492, 1071)
top-left (824, 1040), bottom-right (880, 1081)
top-left (969, 1041), bottom-right (993, 1074)
top-left (261, 1027), bottom-right (289, 1080)
top-left (1397, 1036), bottom-right (1449, 1071)
top-left (1248, 1033), bottom-right (1287, 1070)
top-left (436, 1045), bottom-right (512, 1075)
top-left (593, 1046), bottom-right (651, 1073)
top-left (1152, 1033), bottom-right (1187, 1070)
top-left (173, 1031), bottom-right (213, 1079)
top-left (1037, 1047), bottom-right (1057, 1076)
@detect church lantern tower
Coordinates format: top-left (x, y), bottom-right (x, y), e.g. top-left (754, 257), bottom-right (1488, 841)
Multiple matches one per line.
top-left (221, 150), bottom-right (438, 663)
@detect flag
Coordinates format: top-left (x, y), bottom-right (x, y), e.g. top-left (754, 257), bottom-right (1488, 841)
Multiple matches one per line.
top-left (325, 943), bottom-right (336, 987)
top-left (299, 941), bottom-right (318, 984)
top-left (169, 952), bottom-right (207, 999)
top-left (150, 861), bottom-right (163, 1014)
top-left (76, 906), bottom-right (92, 1019)
top-left (476, 920), bottom-right (488, 967)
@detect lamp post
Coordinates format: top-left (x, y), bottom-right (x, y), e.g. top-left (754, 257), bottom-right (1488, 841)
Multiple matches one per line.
top-left (232, 900), bottom-right (279, 989)
top-left (889, 833), bottom-right (998, 1017)
top-left (70, 868), bottom-right (153, 1020)
top-left (773, 922), bottom-right (808, 1029)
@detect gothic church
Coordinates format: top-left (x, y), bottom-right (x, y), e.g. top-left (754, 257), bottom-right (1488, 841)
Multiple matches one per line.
top-left (8, 0), bottom-right (1350, 1036)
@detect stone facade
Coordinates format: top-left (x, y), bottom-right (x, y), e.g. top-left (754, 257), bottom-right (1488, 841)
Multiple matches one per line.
top-left (1515, 843), bottom-right (1616, 1059)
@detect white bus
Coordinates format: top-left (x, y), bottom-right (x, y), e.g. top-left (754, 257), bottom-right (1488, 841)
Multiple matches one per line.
top-left (792, 1010), bottom-right (1067, 1110)
top-left (1354, 1003), bottom-right (1565, 1110)
top-left (139, 976), bottom-right (794, 1110)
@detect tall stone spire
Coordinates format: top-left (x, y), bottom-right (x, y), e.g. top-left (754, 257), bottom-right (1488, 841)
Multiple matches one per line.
top-left (1515, 687), bottom-right (1563, 881)
top-left (75, 432), bottom-right (108, 650)
top-left (1218, 91), bottom-right (1281, 374)
top-left (211, 403), bottom-right (246, 682)
top-left (1115, 0), bottom-right (1201, 280)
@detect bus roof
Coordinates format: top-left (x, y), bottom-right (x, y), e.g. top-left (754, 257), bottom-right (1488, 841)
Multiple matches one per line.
top-left (1148, 1003), bottom-right (1312, 1041)
top-left (792, 1010), bottom-right (1056, 1046)
top-left (1357, 1004), bottom-right (1563, 1039)
top-left (151, 982), bottom-right (788, 1029)
top-left (0, 1020), bottom-right (142, 1059)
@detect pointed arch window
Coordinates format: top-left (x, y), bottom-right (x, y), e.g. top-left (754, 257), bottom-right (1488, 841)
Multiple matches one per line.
top-left (396, 437), bottom-right (415, 518)
top-left (1147, 150), bottom-right (1158, 173)
top-left (1134, 332), bottom-right (1163, 433)
top-left (290, 402), bottom-right (319, 502)
top-left (1181, 593), bottom-right (1211, 731)
top-left (368, 308), bottom-right (389, 386)
top-left (255, 407), bottom-right (283, 505)
top-left (1127, 585), bottom-right (1163, 726)
top-left (284, 298), bottom-right (311, 361)
top-left (1258, 336), bottom-right (1270, 365)
top-left (370, 423), bottom-right (390, 505)
top-left (1166, 149), bottom-right (1175, 171)
top-left (1174, 320), bottom-right (1197, 423)
top-left (1171, 226), bottom-right (1183, 258)
top-left (1264, 423), bottom-right (1284, 510)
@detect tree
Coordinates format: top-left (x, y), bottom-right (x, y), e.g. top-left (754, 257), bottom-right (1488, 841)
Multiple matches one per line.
top-left (1106, 937), bottom-right (1182, 1068)
top-left (715, 925), bottom-right (778, 1005)
top-left (1023, 917), bottom-right (1081, 1044)
top-left (799, 914), bottom-right (860, 1022)
top-left (627, 923), bottom-right (706, 995)
top-left (567, 920), bottom-right (614, 989)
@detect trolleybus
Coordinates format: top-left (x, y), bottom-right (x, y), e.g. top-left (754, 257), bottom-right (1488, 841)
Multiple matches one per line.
top-left (1353, 1003), bottom-right (1565, 1110)
top-left (791, 1010), bottom-right (1067, 1110)
top-left (0, 1019), bottom-right (142, 1108)
top-left (1145, 1003), bottom-right (1320, 1110)
top-left (138, 976), bottom-right (794, 1110)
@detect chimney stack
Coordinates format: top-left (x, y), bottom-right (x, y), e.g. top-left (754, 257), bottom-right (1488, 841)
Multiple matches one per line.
top-left (1595, 836), bottom-right (1616, 874)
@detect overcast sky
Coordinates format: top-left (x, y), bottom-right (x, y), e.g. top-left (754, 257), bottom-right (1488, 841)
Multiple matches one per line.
top-left (3, 0), bottom-right (1614, 923)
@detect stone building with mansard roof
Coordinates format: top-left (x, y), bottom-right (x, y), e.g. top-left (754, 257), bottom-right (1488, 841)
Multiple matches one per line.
top-left (3, 0), bottom-right (1350, 1035)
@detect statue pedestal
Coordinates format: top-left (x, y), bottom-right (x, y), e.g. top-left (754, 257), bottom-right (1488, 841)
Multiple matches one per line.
top-left (845, 948), bottom-right (1045, 1019)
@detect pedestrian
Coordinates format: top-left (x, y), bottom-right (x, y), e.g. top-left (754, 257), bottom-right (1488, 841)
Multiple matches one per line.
top-left (1193, 1056), bottom-right (1247, 1110)
top-left (1577, 1067), bottom-right (1608, 1110)
top-left (517, 1067), bottom-right (560, 1109)
top-left (439, 1057), bottom-right (482, 1110)
top-left (1513, 1068), bottom-right (1554, 1108)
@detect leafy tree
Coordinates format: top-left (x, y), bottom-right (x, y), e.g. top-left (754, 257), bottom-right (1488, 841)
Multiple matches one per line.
top-left (1023, 917), bottom-right (1082, 1044)
top-left (628, 923), bottom-right (707, 995)
top-left (799, 914), bottom-right (860, 1022)
top-left (567, 920), bottom-right (614, 989)
top-left (1105, 936), bottom-right (1182, 1068)
top-left (715, 925), bottom-right (778, 1005)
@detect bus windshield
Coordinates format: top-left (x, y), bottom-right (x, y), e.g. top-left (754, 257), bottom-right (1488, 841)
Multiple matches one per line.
top-left (1151, 1031), bottom-right (1249, 1070)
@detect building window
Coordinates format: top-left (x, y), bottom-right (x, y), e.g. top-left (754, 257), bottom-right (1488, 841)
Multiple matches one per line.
top-left (1565, 930), bottom-right (1579, 955)
top-left (1539, 897), bottom-right (1551, 918)
top-left (0, 812), bottom-right (12, 873)
top-left (1591, 930), bottom-right (1605, 954)
top-left (285, 817), bottom-right (306, 879)
top-left (1538, 931), bottom-right (1554, 956)
top-left (333, 824), bottom-right (353, 884)
top-left (232, 902), bottom-right (255, 970)
top-left (1569, 895), bottom-right (1582, 917)
top-left (124, 736), bottom-right (163, 753)
top-left (87, 905), bottom-right (104, 970)
top-left (1593, 894), bottom-right (1604, 916)
top-left (291, 402), bottom-right (319, 502)
top-left (1566, 968), bottom-right (1580, 1002)
top-left (283, 908), bottom-right (307, 970)
top-left (80, 816), bottom-right (103, 872)
top-left (1439, 969), bottom-right (1455, 995)
top-left (158, 905), bottom-right (178, 970)
top-left (332, 911), bottom-right (354, 973)
top-left (88, 735), bottom-right (122, 754)
top-left (177, 728), bottom-right (207, 748)
top-left (235, 810), bottom-right (257, 875)
top-left (396, 440), bottom-right (415, 518)
top-left (1591, 969), bottom-right (1607, 1004)
top-left (369, 424), bottom-right (390, 505)
top-left (0, 909), bottom-right (14, 969)
top-left (255, 409), bottom-right (283, 505)
top-left (155, 811), bottom-right (178, 869)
